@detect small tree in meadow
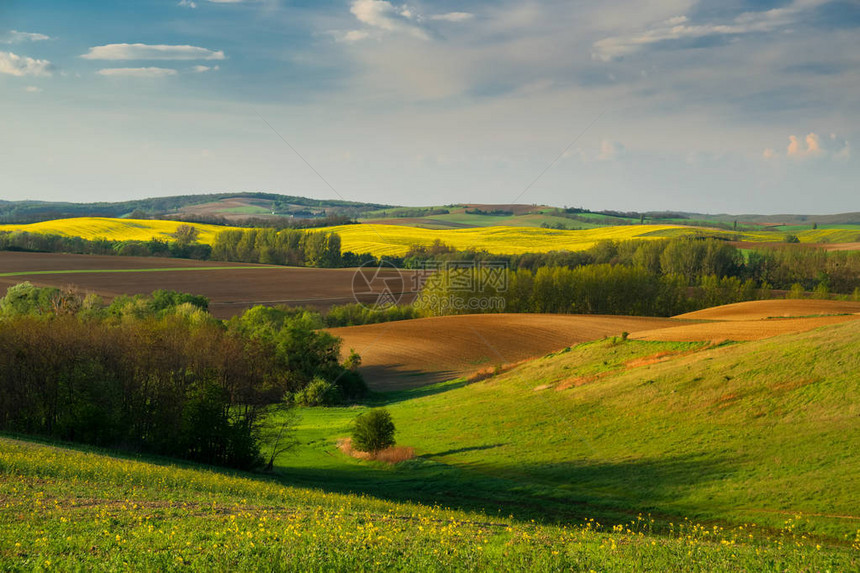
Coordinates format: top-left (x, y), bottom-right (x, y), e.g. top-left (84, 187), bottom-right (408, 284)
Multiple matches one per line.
top-left (352, 409), bottom-right (396, 454)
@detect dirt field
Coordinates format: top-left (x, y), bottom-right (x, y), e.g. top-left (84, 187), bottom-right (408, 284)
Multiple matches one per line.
top-left (328, 314), bottom-right (684, 391)
top-left (675, 299), bottom-right (860, 321)
top-left (0, 252), bottom-right (416, 318)
top-left (629, 314), bottom-right (860, 343)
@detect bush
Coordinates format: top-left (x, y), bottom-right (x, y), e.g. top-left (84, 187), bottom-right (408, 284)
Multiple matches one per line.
top-left (293, 377), bottom-right (343, 407)
top-left (351, 409), bottom-right (396, 454)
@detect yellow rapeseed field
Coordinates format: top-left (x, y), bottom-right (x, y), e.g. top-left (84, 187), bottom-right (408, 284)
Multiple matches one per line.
top-left (1, 218), bottom-right (856, 256)
top-left (0, 217), bottom-right (240, 245)
top-left (321, 224), bottom-right (688, 256)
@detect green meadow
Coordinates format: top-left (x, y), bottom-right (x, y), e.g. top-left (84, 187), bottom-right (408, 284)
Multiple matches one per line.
top-left (2, 315), bottom-right (859, 570)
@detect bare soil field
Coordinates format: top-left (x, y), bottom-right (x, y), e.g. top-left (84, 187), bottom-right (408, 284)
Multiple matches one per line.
top-left (675, 299), bottom-right (860, 321)
top-left (328, 314), bottom-right (684, 391)
top-left (0, 252), bottom-right (416, 318)
top-left (629, 314), bottom-right (860, 343)
top-left (0, 251), bottom-right (264, 273)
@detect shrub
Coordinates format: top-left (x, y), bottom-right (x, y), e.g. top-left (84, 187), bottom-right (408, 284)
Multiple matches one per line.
top-left (293, 377), bottom-right (343, 407)
top-left (352, 409), bottom-right (396, 454)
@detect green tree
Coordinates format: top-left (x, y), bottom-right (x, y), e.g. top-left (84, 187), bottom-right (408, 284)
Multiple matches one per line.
top-left (352, 409), bottom-right (396, 454)
top-left (171, 224), bottom-right (200, 246)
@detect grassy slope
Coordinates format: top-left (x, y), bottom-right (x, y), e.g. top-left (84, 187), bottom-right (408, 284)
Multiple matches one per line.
top-left (275, 322), bottom-right (860, 542)
top-left (1, 438), bottom-right (856, 572)
top-left (2, 323), bottom-right (859, 570)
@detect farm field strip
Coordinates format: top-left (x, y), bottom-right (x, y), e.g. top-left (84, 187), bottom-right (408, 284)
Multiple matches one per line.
top-left (330, 300), bottom-right (860, 391)
top-left (629, 314), bottom-right (860, 342)
top-left (0, 217), bottom-right (243, 244)
top-left (0, 254), bottom-right (416, 318)
top-left (675, 299), bottom-right (860, 321)
top-left (328, 314), bottom-right (691, 390)
top-left (0, 266), bottom-right (271, 277)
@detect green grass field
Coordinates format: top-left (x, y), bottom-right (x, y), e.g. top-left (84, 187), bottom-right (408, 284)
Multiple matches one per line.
top-left (269, 323), bottom-right (860, 543)
top-left (2, 321), bottom-right (859, 570)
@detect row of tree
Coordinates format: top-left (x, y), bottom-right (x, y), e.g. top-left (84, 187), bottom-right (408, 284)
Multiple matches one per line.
top-left (416, 264), bottom-right (772, 317)
top-left (0, 231), bottom-right (212, 259)
top-left (210, 228), bottom-right (345, 267)
top-left (0, 283), bottom-right (365, 469)
top-left (394, 237), bottom-right (860, 294)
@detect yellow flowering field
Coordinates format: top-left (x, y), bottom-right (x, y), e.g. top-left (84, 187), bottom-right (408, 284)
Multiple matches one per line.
top-left (0, 218), bottom-right (240, 245)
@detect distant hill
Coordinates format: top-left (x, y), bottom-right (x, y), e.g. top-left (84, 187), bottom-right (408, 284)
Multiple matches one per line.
top-left (0, 192), bottom-right (391, 224)
top-left (1, 194), bottom-right (858, 229)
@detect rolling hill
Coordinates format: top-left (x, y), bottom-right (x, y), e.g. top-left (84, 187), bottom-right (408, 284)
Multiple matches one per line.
top-left (328, 314), bottom-right (684, 390)
top-left (286, 316), bottom-right (860, 544)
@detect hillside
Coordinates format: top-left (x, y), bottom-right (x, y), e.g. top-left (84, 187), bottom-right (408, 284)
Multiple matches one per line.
top-left (0, 193), bottom-right (389, 224)
top-left (2, 308), bottom-right (859, 570)
top-left (3, 439), bottom-right (854, 571)
top-left (328, 314), bottom-right (683, 390)
top-left (278, 318), bottom-right (860, 543)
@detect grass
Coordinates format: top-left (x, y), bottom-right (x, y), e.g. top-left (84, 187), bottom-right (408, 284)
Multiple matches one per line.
top-left (1, 322), bottom-right (859, 570)
top-left (1, 436), bottom-right (856, 571)
top-left (270, 323), bottom-right (860, 543)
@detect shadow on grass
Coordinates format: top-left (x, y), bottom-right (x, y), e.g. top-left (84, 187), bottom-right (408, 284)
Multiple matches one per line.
top-left (424, 443), bottom-right (506, 457)
top-left (367, 377), bottom-right (475, 405)
top-left (274, 452), bottom-right (739, 526)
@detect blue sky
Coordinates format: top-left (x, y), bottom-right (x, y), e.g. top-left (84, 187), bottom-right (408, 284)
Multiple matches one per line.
top-left (1, 0), bottom-right (857, 213)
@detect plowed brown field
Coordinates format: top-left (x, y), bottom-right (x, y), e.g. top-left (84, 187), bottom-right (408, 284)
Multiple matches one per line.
top-left (328, 314), bottom-right (685, 390)
top-left (674, 299), bottom-right (860, 321)
top-left (629, 314), bottom-right (860, 343)
top-left (0, 252), bottom-right (416, 318)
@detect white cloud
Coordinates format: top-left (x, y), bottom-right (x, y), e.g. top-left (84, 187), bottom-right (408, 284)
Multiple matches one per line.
top-left (192, 64), bottom-right (219, 72)
top-left (3, 30), bottom-right (50, 43)
top-left (81, 43), bottom-right (225, 61)
top-left (350, 0), bottom-right (428, 39)
top-left (97, 67), bottom-right (179, 78)
top-left (24, 85), bottom-right (43, 93)
top-left (429, 12), bottom-right (474, 23)
top-left (592, 0), bottom-right (827, 61)
top-left (178, 0), bottom-right (197, 7)
top-left (0, 51), bottom-right (52, 76)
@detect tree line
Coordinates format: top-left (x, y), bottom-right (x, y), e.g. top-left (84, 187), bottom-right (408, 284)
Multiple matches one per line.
top-left (414, 263), bottom-right (772, 317)
top-left (395, 237), bottom-right (860, 294)
top-left (0, 283), bottom-right (365, 469)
